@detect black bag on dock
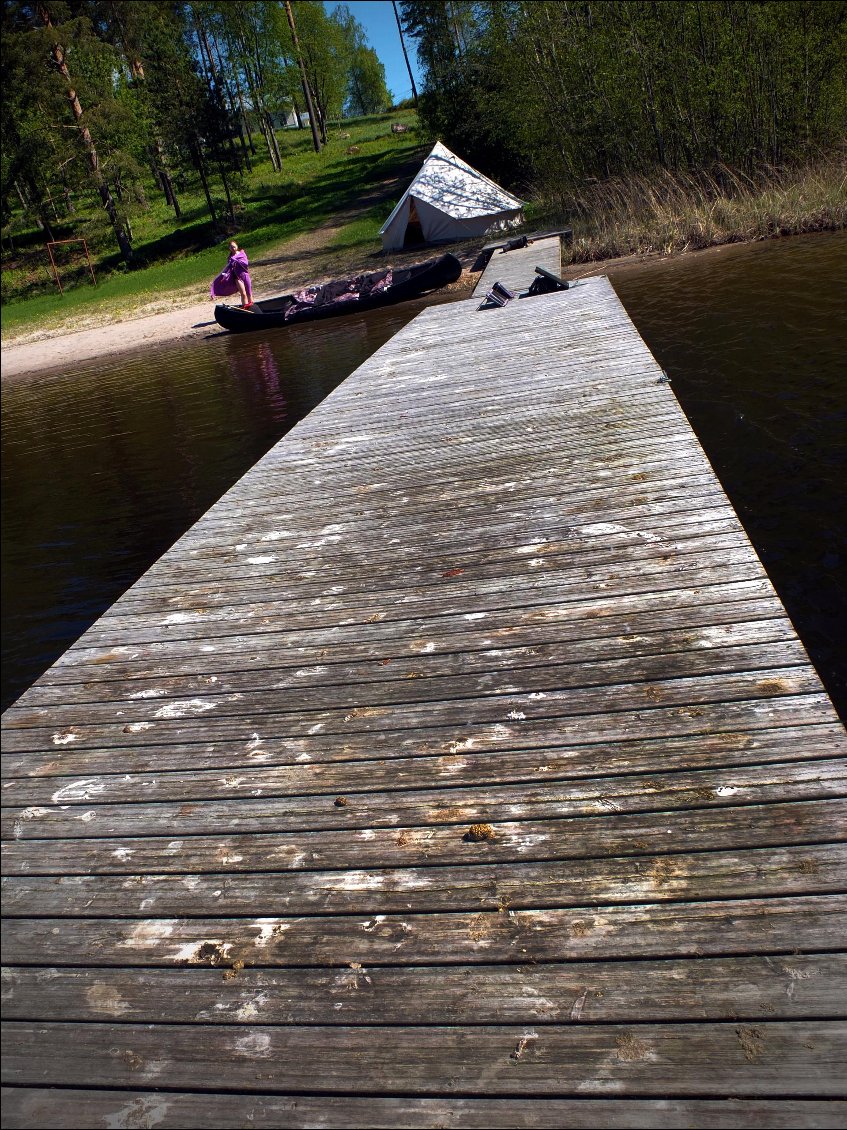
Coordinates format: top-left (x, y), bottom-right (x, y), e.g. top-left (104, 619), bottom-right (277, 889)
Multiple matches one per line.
top-left (527, 266), bottom-right (571, 296)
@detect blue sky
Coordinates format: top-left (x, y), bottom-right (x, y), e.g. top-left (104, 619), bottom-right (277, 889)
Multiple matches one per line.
top-left (325, 1), bottom-right (424, 103)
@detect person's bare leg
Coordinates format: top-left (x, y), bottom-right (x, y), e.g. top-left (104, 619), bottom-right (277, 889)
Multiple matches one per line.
top-left (236, 279), bottom-right (248, 306)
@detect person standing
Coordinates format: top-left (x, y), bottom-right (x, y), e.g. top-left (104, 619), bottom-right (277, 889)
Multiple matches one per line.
top-left (211, 240), bottom-right (254, 307)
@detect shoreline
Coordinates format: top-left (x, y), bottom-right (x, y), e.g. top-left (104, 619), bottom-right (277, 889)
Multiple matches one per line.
top-left (0, 232), bottom-right (824, 380)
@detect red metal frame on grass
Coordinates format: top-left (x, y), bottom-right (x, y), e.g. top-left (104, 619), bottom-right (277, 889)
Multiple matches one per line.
top-left (46, 238), bottom-right (96, 295)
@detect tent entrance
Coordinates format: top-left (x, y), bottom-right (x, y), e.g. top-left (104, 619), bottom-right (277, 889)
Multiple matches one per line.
top-left (403, 198), bottom-right (425, 248)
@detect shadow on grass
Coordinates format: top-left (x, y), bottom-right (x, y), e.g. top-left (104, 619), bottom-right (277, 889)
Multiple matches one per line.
top-left (3, 130), bottom-right (427, 307)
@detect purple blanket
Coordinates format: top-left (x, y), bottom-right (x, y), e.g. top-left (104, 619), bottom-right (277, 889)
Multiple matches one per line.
top-left (211, 250), bottom-right (252, 300)
top-left (284, 268), bottom-right (393, 321)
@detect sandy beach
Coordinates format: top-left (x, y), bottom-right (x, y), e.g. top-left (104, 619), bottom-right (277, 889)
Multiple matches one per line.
top-left (0, 246), bottom-right (483, 381)
top-left (0, 298), bottom-right (229, 380)
top-left (0, 241), bottom-right (726, 381)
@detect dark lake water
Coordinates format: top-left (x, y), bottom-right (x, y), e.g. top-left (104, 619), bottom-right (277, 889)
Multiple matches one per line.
top-left (609, 230), bottom-right (846, 720)
top-left (2, 230), bottom-right (845, 717)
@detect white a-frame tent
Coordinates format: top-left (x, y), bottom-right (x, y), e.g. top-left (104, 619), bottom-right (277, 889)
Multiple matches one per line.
top-left (379, 142), bottom-right (525, 251)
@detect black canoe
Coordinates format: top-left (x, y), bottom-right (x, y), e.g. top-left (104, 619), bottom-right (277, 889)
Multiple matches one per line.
top-left (214, 252), bottom-right (462, 333)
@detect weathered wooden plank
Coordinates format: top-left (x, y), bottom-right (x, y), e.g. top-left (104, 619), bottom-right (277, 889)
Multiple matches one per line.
top-left (145, 447), bottom-right (727, 534)
top-left (182, 436), bottom-right (728, 526)
top-left (277, 356), bottom-right (669, 409)
top-left (3, 1091), bottom-right (844, 1130)
top-left (117, 494), bottom-right (745, 569)
top-left (217, 433), bottom-right (717, 512)
top-left (105, 514), bottom-right (748, 614)
top-left (3, 272), bottom-right (842, 1117)
top-left (225, 419), bottom-right (704, 500)
top-left (3, 1020), bottom-right (845, 1096)
top-left (4, 954), bottom-right (841, 1026)
top-left (41, 577), bottom-right (785, 682)
top-left (11, 536), bottom-right (768, 655)
top-left (1, 671), bottom-right (827, 755)
top-left (482, 228), bottom-right (572, 251)
top-left (3, 799), bottom-right (843, 878)
top-left (3, 896), bottom-right (844, 966)
top-left (9, 554), bottom-right (772, 657)
top-left (134, 462), bottom-right (728, 550)
top-left (4, 640), bottom-right (810, 730)
top-left (94, 496), bottom-right (745, 590)
top-left (3, 843), bottom-right (842, 918)
top-left (4, 758), bottom-right (840, 840)
top-left (227, 419), bottom-right (706, 477)
top-left (22, 612), bottom-right (794, 704)
top-left (236, 395), bottom-right (690, 471)
top-left (3, 710), bottom-right (841, 793)
top-left (474, 234), bottom-right (563, 297)
top-left (191, 386), bottom-right (688, 465)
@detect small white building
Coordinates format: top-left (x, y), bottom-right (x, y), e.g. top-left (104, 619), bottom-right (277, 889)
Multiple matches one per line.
top-left (379, 141), bottom-right (525, 251)
top-left (278, 108), bottom-right (310, 129)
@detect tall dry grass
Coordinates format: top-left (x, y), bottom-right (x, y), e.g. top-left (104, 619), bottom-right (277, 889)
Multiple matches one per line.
top-left (534, 155), bottom-right (847, 265)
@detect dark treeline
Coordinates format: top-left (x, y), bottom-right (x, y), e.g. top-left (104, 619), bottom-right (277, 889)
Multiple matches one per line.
top-left (400, 1), bottom-right (847, 195)
top-left (1, 1), bottom-right (393, 265)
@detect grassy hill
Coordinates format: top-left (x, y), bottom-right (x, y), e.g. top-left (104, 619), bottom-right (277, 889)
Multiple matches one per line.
top-left (1, 110), bottom-right (430, 340)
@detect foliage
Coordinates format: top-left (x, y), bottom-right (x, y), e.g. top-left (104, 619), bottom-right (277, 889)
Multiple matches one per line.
top-left (1, 0), bottom-right (397, 263)
top-left (346, 45), bottom-right (392, 117)
top-left (0, 108), bottom-right (422, 328)
top-left (400, 0), bottom-right (847, 195)
top-left (332, 4), bottom-right (391, 116)
top-left (3, 0), bottom-right (845, 321)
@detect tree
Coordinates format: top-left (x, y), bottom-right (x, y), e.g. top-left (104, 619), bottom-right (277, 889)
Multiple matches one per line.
top-left (1, 5), bottom-right (70, 239)
top-left (392, 0), bottom-right (418, 107)
top-left (284, 1), bottom-right (351, 145)
top-left (3, 2), bottom-right (135, 262)
top-left (283, 0), bottom-right (322, 151)
top-left (346, 44), bottom-right (391, 116)
top-left (331, 4), bottom-right (390, 117)
top-left (400, 0), bottom-right (847, 196)
top-left (213, 1), bottom-right (286, 170)
top-left (95, 1), bottom-right (179, 214)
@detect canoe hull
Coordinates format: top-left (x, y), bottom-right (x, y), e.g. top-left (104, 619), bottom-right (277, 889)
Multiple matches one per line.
top-left (214, 253), bottom-right (462, 334)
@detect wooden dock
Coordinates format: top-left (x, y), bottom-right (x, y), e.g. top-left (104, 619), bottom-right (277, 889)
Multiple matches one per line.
top-left (2, 262), bottom-right (846, 1128)
top-left (473, 233), bottom-right (563, 298)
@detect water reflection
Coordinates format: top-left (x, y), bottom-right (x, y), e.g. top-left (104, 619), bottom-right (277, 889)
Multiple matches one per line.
top-left (1, 298), bottom-right (438, 709)
top-left (224, 339), bottom-right (289, 434)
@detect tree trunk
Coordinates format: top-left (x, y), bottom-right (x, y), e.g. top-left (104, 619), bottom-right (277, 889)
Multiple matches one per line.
top-left (193, 144), bottom-right (218, 225)
top-left (38, 6), bottom-right (133, 264)
top-left (263, 110), bottom-right (283, 168)
top-left (232, 68), bottom-right (255, 164)
top-left (210, 32), bottom-right (252, 172)
top-left (196, 19), bottom-right (243, 172)
top-left (18, 176), bottom-right (56, 240)
top-left (236, 29), bottom-right (282, 171)
top-left (226, 43), bottom-right (257, 155)
top-left (284, 0), bottom-right (322, 152)
top-left (291, 93), bottom-right (304, 128)
top-left (217, 160), bottom-right (235, 225)
top-left (392, 0), bottom-right (418, 106)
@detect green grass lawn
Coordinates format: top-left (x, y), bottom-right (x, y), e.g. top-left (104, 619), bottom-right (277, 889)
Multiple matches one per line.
top-left (1, 110), bottom-right (422, 337)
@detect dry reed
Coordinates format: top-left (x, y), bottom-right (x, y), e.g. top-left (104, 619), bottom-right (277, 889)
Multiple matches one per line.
top-left (533, 156), bottom-right (847, 265)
